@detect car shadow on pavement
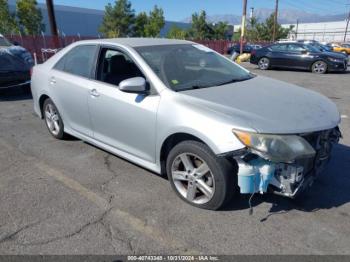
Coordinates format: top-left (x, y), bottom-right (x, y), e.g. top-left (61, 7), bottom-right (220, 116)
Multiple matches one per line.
top-left (0, 86), bottom-right (32, 101)
top-left (262, 67), bottom-right (350, 74)
top-left (222, 143), bottom-right (350, 220)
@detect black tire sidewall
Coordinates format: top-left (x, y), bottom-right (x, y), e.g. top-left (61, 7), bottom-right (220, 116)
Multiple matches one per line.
top-left (43, 98), bottom-right (65, 139)
top-left (166, 140), bottom-right (236, 210)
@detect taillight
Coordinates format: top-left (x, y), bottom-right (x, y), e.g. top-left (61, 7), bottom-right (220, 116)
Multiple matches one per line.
top-left (251, 50), bottom-right (256, 56)
top-left (30, 67), bottom-right (33, 77)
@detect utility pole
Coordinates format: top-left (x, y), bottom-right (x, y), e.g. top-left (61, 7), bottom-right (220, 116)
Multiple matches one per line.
top-left (272, 0), bottom-right (279, 42)
top-left (344, 9), bottom-right (350, 42)
top-left (46, 0), bottom-right (59, 47)
top-left (295, 19), bottom-right (299, 40)
top-left (240, 0), bottom-right (248, 54)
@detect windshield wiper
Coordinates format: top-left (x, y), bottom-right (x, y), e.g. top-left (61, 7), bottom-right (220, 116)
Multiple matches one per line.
top-left (175, 84), bottom-right (212, 92)
top-left (217, 75), bottom-right (254, 86)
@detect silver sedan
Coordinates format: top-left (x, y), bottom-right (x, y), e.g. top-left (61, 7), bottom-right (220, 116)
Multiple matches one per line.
top-left (31, 38), bottom-right (341, 210)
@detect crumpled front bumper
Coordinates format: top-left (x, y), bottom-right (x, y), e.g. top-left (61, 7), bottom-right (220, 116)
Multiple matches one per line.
top-left (233, 127), bottom-right (341, 198)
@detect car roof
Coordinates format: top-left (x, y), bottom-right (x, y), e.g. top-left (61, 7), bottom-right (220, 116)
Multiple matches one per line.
top-left (75, 38), bottom-right (194, 47)
top-left (274, 42), bottom-right (302, 45)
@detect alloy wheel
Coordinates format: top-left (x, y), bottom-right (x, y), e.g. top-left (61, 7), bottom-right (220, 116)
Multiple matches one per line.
top-left (44, 103), bottom-right (60, 136)
top-left (313, 61), bottom-right (327, 74)
top-left (171, 152), bottom-right (215, 204)
top-left (258, 58), bottom-right (269, 70)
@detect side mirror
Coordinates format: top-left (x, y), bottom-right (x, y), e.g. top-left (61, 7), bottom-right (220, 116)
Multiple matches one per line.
top-left (301, 50), bottom-right (308, 54)
top-left (119, 77), bottom-right (147, 94)
top-left (12, 41), bottom-right (20, 46)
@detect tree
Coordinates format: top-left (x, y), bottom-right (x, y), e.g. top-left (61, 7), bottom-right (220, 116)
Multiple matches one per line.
top-left (99, 0), bottom-right (135, 38)
top-left (189, 10), bottom-right (211, 40)
top-left (238, 14), bottom-right (294, 42)
top-left (0, 0), bottom-right (19, 35)
top-left (144, 5), bottom-right (165, 37)
top-left (16, 0), bottom-right (44, 35)
top-left (166, 25), bottom-right (187, 39)
top-left (258, 14), bottom-right (293, 41)
top-left (134, 11), bottom-right (148, 37)
top-left (211, 22), bottom-right (228, 40)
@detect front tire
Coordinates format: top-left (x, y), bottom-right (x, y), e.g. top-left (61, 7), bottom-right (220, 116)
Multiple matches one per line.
top-left (258, 57), bottom-right (270, 70)
top-left (311, 60), bottom-right (327, 74)
top-left (43, 98), bottom-right (65, 139)
top-left (166, 141), bottom-right (236, 210)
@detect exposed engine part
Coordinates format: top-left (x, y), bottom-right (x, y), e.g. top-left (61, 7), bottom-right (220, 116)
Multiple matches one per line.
top-left (234, 127), bottom-right (341, 200)
top-left (269, 163), bottom-right (305, 197)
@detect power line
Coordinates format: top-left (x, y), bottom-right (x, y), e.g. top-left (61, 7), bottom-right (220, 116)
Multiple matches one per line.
top-left (282, 0), bottom-right (342, 14)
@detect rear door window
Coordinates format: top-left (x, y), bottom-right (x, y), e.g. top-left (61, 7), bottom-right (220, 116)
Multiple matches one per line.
top-left (54, 45), bottom-right (97, 78)
top-left (287, 44), bottom-right (305, 53)
top-left (269, 44), bottom-right (287, 52)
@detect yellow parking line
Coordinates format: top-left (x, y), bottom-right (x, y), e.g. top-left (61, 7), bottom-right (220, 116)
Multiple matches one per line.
top-left (0, 138), bottom-right (198, 254)
top-left (35, 162), bottom-right (198, 254)
top-left (35, 162), bottom-right (110, 210)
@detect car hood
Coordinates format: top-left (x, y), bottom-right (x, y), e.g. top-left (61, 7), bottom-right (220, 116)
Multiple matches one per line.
top-left (322, 51), bottom-right (347, 59)
top-left (180, 76), bottom-right (340, 134)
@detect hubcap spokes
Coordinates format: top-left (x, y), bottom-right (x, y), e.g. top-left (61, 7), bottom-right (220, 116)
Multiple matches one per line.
top-left (314, 62), bottom-right (325, 73)
top-left (259, 58), bottom-right (268, 69)
top-left (171, 153), bottom-right (214, 204)
top-left (45, 104), bottom-right (60, 135)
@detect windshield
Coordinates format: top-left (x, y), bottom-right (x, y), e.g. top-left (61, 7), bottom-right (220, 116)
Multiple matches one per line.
top-left (0, 36), bottom-right (12, 47)
top-left (135, 44), bottom-right (253, 91)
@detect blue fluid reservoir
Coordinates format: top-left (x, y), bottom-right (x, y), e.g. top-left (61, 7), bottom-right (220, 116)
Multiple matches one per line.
top-left (237, 158), bottom-right (275, 194)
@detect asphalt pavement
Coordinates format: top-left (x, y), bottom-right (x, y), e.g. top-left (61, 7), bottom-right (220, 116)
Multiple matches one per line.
top-left (0, 63), bottom-right (349, 255)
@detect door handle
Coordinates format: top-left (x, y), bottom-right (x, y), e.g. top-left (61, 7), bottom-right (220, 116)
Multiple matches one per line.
top-left (49, 77), bottom-right (56, 85)
top-left (90, 89), bottom-right (100, 97)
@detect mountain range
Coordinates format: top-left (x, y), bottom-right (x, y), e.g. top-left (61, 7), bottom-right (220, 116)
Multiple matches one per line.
top-left (183, 8), bottom-right (348, 24)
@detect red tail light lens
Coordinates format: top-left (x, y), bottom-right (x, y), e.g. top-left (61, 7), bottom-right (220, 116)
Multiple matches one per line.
top-left (30, 68), bottom-right (33, 77)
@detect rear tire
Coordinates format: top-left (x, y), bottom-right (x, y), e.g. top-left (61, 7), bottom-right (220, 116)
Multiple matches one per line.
top-left (311, 61), bottom-right (327, 74)
top-left (43, 98), bottom-right (65, 139)
top-left (166, 140), bottom-right (236, 210)
top-left (258, 57), bottom-right (270, 70)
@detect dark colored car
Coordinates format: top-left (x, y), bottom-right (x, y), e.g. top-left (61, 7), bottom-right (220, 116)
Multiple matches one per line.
top-left (250, 42), bottom-right (348, 74)
top-left (227, 43), bottom-right (262, 55)
top-left (296, 40), bottom-right (348, 59)
top-left (0, 34), bottom-right (34, 89)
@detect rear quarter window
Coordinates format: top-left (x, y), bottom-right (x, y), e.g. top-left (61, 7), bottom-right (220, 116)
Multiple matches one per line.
top-left (54, 45), bottom-right (97, 78)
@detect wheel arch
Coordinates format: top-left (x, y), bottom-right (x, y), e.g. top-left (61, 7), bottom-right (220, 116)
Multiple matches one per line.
top-left (38, 94), bottom-right (50, 119)
top-left (159, 132), bottom-right (210, 175)
top-left (310, 59), bottom-right (328, 72)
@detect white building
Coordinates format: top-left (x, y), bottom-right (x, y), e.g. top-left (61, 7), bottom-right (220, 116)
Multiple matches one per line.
top-left (234, 20), bottom-right (349, 43)
top-left (283, 20), bottom-right (349, 42)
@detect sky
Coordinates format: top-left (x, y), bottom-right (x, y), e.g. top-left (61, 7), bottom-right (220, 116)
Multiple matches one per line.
top-left (37, 0), bottom-right (350, 21)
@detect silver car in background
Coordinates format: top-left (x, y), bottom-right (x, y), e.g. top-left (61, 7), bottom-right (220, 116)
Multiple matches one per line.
top-left (31, 38), bottom-right (341, 210)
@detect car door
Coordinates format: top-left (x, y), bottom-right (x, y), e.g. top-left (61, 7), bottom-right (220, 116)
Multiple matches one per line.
top-left (51, 45), bottom-right (98, 137)
top-left (284, 44), bottom-right (312, 69)
top-left (88, 47), bottom-right (160, 163)
top-left (267, 44), bottom-right (288, 67)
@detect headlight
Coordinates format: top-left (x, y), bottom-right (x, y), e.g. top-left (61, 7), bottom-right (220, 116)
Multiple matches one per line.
top-left (328, 57), bottom-right (343, 63)
top-left (233, 130), bottom-right (316, 163)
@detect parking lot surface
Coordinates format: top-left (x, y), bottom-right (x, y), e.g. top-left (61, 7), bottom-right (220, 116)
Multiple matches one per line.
top-left (0, 63), bottom-right (350, 255)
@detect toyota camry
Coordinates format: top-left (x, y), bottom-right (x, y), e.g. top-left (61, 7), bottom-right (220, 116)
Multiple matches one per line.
top-left (31, 38), bottom-right (341, 210)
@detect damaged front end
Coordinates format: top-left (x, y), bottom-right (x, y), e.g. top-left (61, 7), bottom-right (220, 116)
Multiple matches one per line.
top-left (233, 127), bottom-right (341, 198)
